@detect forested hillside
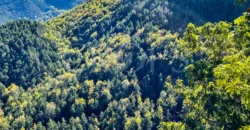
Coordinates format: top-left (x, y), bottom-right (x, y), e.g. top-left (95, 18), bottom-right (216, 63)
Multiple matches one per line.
top-left (0, 21), bottom-right (62, 89)
top-left (0, 0), bottom-right (250, 129)
top-left (0, 0), bottom-right (84, 24)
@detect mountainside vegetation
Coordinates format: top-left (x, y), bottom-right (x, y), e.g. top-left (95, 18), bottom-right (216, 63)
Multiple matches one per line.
top-left (0, 20), bottom-right (62, 89)
top-left (0, 0), bottom-right (85, 24)
top-left (0, 0), bottom-right (250, 129)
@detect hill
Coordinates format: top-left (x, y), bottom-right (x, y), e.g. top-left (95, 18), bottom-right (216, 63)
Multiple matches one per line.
top-left (48, 0), bottom-right (249, 44)
top-left (0, 20), bottom-right (62, 89)
top-left (0, 0), bottom-right (85, 24)
top-left (0, 0), bottom-right (249, 129)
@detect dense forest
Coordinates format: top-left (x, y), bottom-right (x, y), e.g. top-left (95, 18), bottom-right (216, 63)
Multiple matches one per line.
top-left (0, 0), bottom-right (84, 24)
top-left (0, 0), bottom-right (250, 129)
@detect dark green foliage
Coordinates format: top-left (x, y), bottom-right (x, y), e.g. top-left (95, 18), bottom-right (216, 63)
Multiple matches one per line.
top-left (0, 0), bottom-right (85, 24)
top-left (0, 20), bottom-right (62, 88)
top-left (0, 0), bottom-right (250, 129)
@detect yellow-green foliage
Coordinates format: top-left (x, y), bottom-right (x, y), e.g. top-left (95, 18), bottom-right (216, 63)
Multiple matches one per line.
top-left (75, 98), bottom-right (86, 105)
top-left (214, 54), bottom-right (250, 109)
top-left (159, 122), bottom-right (185, 130)
top-left (47, 0), bottom-right (119, 33)
top-left (0, 0), bottom-right (250, 129)
top-left (148, 30), bottom-right (177, 47)
top-left (108, 33), bottom-right (131, 48)
top-left (240, 126), bottom-right (250, 130)
top-left (0, 117), bottom-right (10, 130)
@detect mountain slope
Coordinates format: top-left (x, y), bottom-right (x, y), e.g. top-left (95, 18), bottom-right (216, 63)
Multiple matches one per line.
top-left (0, 0), bottom-right (85, 24)
top-left (0, 0), bottom-right (249, 129)
top-left (48, 0), bottom-right (249, 45)
top-left (0, 20), bottom-right (62, 88)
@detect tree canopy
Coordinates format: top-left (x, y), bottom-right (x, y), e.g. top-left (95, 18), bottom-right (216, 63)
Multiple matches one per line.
top-left (0, 0), bottom-right (250, 129)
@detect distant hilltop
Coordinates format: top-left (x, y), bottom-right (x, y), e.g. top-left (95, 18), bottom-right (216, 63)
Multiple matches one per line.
top-left (0, 0), bottom-right (85, 24)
